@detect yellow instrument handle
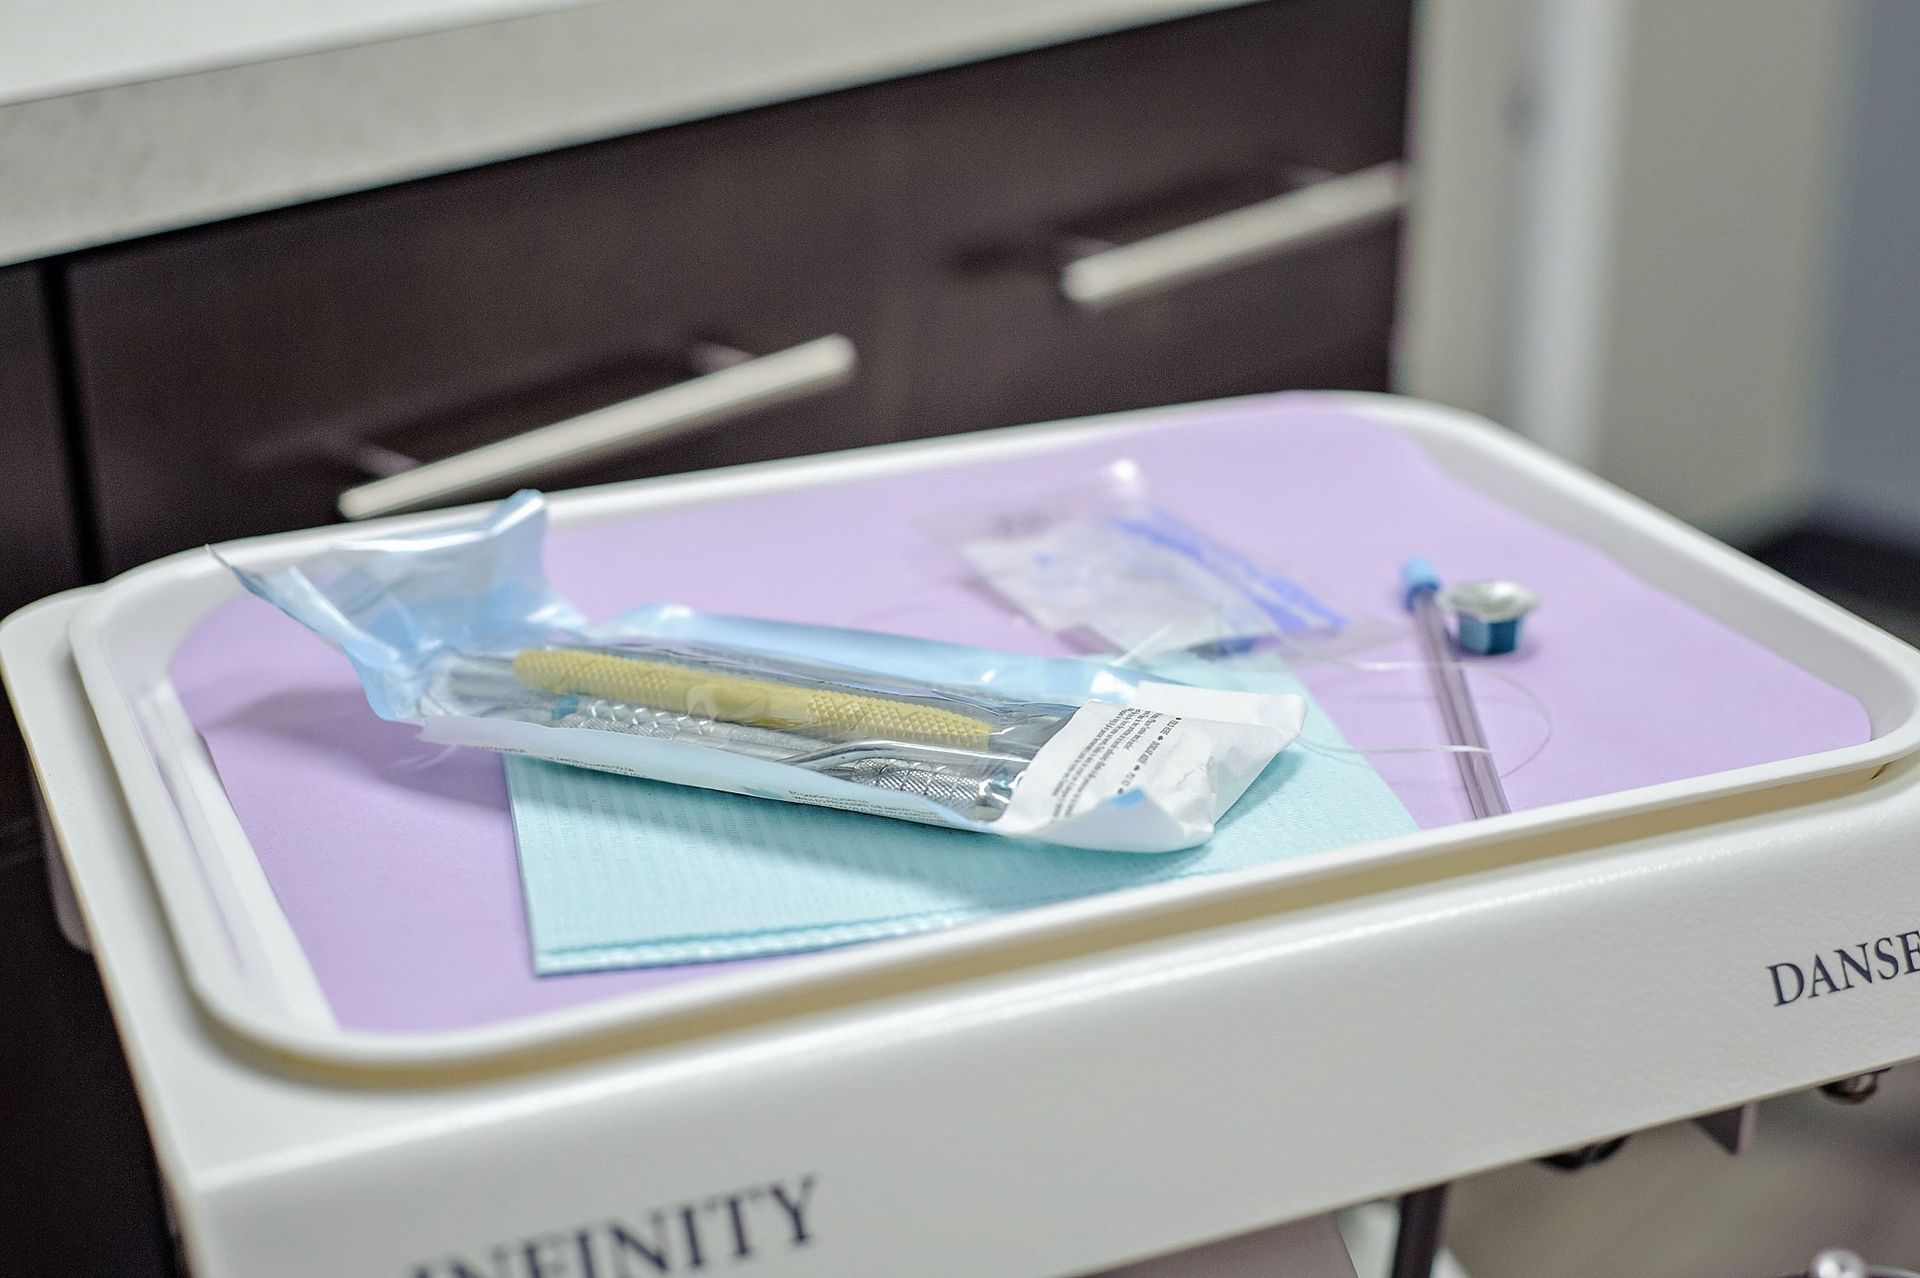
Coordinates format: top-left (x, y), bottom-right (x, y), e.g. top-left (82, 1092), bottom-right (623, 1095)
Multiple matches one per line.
top-left (512, 648), bottom-right (994, 750)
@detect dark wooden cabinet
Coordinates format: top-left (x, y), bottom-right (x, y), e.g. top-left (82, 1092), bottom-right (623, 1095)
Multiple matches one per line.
top-left (0, 267), bottom-right (79, 611)
top-left (0, 269), bottom-right (171, 1278)
top-left (0, 266), bottom-right (80, 610)
top-left (1, 264), bottom-right (83, 824)
top-left (57, 0), bottom-right (1411, 575)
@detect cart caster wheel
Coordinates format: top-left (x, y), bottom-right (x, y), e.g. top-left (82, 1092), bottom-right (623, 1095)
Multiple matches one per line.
top-left (1538, 1136), bottom-right (1628, 1171)
top-left (1820, 1071), bottom-right (1888, 1104)
top-left (1808, 1249), bottom-right (1868, 1278)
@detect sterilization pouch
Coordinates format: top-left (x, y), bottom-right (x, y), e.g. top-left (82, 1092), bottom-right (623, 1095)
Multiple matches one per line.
top-left (222, 492), bottom-right (1306, 852)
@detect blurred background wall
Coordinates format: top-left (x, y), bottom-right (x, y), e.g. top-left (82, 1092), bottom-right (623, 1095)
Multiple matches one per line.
top-left (1582, 0), bottom-right (1845, 541)
top-left (1405, 0), bottom-right (1919, 551)
top-left (1818, 0), bottom-right (1920, 549)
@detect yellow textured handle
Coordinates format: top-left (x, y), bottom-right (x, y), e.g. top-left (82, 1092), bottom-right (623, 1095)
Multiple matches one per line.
top-left (512, 648), bottom-right (993, 749)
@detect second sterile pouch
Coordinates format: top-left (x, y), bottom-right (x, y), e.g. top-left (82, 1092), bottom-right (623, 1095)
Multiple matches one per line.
top-left (943, 459), bottom-right (1349, 658)
top-left (224, 492), bottom-right (1305, 852)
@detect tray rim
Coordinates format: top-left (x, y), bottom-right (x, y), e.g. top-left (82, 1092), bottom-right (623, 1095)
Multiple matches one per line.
top-left (52, 391), bottom-right (1920, 1071)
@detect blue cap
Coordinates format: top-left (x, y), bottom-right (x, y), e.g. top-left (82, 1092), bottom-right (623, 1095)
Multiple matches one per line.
top-left (1400, 555), bottom-right (1441, 610)
top-left (1437, 580), bottom-right (1540, 656)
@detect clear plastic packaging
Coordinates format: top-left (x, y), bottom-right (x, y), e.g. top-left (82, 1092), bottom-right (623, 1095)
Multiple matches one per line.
top-left (223, 492), bottom-right (1305, 852)
top-left (945, 459), bottom-right (1348, 658)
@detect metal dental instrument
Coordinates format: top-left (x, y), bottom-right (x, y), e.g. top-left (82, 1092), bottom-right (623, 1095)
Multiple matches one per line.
top-left (1401, 555), bottom-right (1509, 820)
top-left (791, 744), bottom-right (1027, 821)
top-left (548, 694), bottom-right (833, 759)
top-left (438, 652), bottom-right (1060, 822)
top-left (546, 700), bottom-right (1027, 820)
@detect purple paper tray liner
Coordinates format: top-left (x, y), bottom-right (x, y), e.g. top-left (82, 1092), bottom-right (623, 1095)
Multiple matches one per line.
top-left (170, 396), bottom-right (1870, 1032)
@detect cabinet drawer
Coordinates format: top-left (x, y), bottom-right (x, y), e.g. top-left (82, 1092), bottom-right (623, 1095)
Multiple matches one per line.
top-left (878, 0), bottom-right (1410, 437)
top-left (66, 92), bottom-right (886, 573)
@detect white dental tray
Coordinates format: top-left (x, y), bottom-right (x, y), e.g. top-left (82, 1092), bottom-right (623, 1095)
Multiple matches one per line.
top-left (56, 392), bottom-right (1920, 1072)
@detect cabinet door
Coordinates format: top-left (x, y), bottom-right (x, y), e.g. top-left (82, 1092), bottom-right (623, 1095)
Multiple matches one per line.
top-left (0, 266), bottom-right (80, 615)
top-left (66, 92), bottom-right (888, 573)
top-left (877, 0), bottom-right (1410, 439)
top-left (1, 264), bottom-right (83, 825)
top-left (0, 267), bottom-right (168, 1277)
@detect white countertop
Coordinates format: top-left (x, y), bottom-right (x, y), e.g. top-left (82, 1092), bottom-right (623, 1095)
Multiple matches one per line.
top-left (0, 0), bottom-right (1243, 267)
top-left (0, 0), bottom-right (590, 105)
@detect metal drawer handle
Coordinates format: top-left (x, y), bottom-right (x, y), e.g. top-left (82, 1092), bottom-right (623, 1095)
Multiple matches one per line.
top-left (337, 334), bottom-right (857, 519)
top-left (1057, 161), bottom-right (1408, 311)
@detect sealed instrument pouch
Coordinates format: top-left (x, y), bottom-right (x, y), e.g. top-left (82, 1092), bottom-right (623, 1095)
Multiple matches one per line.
top-left (223, 492), bottom-right (1303, 852)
